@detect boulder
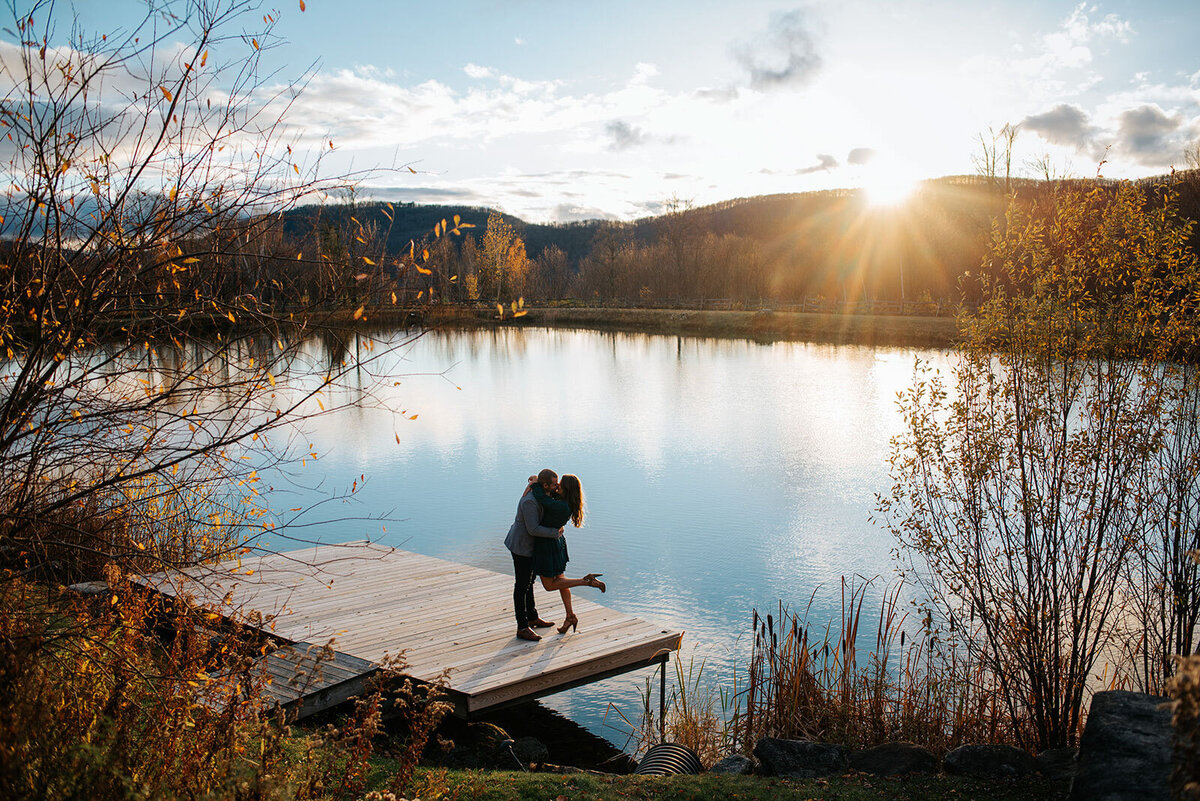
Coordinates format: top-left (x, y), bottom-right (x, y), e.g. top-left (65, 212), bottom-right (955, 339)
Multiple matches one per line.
top-left (66, 581), bottom-right (109, 596)
top-left (1036, 747), bottom-right (1079, 783)
top-left (849, 742), bottom-right (938, 776)
top-left (944, 744), bottom-right (1037, 778)
top-left (753, 738), bottom-right (848, 778)
top-left (1070, 690), bottom-right (1171, 801)
top-left (709, 754), bottom-right (754, 775)
top-left (511, 736), bottom-right (550, 767)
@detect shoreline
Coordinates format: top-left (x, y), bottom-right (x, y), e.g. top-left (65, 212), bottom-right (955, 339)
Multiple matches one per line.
top-left (371, 305), bottom-right (964, 349)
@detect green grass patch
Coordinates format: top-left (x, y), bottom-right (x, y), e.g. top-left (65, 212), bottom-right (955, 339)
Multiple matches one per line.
top-left (374, 766), bottom-right (1064, 801)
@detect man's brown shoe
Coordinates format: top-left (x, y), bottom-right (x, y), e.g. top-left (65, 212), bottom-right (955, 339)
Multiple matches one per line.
top-left (516, 627), bottom-right (542, 642)
top-left (529, 617), bottom-right (555, 628)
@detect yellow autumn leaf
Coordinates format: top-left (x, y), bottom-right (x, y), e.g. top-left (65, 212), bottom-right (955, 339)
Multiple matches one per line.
top-left (252, 38), bottom-right (259, 50)
top-left (408, 414), bottom-right (418, 420)
top-left (362, 256), bottom-right (376, 265)
top-left (160, 86), bottom-right (173, 102)
top-left (201, 50), bottom-right (208, 67)
top-left (227, 311), bottom-right (236, 323)
top-left (353, 306), bottom-right (364, 320)
top-left (299, 0), bottom-right (306, 10)
top-left (416, 265), bottom-right (432, 275)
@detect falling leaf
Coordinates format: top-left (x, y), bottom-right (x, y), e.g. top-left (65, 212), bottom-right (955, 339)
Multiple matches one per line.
top-left (299, 0), bottom-right (306, 9)
top-left (408, 414), bottom-right (418, 420)
top-left (160, 86), bottom-right (173, 102)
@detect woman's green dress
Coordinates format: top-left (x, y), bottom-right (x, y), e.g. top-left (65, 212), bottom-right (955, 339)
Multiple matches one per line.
top-left (530, 484), bottom-right (570, 577)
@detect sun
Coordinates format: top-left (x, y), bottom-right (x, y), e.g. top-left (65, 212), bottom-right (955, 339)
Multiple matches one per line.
top-left (863, 165), bottom-right (919, 207)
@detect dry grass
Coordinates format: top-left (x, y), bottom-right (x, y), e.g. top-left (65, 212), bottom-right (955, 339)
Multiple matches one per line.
top-left (0, 576), bottom-right (453, 799)
top-left (628, 578), bottom-right (1014, 765)
top-left (734, 580), bottom-right (1012, 753)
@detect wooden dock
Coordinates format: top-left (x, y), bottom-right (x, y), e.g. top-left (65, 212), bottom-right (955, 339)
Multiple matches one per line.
top-left (137, 541), bottom-right (683, 718)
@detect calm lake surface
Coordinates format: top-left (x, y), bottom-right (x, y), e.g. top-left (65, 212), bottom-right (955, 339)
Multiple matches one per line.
top-left (263, 326), bottom-right (949, 747)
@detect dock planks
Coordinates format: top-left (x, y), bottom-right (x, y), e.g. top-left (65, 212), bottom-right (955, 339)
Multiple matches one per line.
top-left (137, 541), bottom-right (683, 718)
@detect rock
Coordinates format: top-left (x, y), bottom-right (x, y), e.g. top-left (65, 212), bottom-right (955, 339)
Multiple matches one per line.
top-left (439, 721), bottom-right (513, 769)
top-left (511, 736), bottom-right (550, 766)
top-left (1036, 747), bottom-right (1079, 783)
top-left (1070, 690), bottom-right (1172, 801)
top-left (753, 738), bottom-right (848, 778)
top-left (709, 754), bottom-right (754, 775)
top-left (944, 744), bottom-right (1037, 778)
top-left (849, 742), bottom-right (938, 776)
top-left (535, 763), bottom-right (585, 774)
top-left (66, 581), bottom-right (109, 596)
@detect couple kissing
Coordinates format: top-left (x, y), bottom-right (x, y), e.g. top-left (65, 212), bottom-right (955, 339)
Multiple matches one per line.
top-left (503, 468), bottom-right (606, 642)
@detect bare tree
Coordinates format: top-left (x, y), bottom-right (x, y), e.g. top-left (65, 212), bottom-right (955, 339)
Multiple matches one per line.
top-left (973, 124), bottom-right (1020, 192)
top-left (0, 0), bottom-right (416, 588)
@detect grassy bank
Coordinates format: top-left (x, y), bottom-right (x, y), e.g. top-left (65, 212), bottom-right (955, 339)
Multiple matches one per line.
top-left (339, 305), bottom-right (964, 348)
top-left (381, 766), bottom-right (1063, 801)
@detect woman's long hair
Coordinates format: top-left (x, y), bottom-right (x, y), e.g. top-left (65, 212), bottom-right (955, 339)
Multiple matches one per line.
top-left (559, 474), bottom-right (585, 528)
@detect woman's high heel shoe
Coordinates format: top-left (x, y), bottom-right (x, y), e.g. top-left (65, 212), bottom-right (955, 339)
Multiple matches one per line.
top-left (558, 614), bottom-right (579, 634)
top-left (582, 573), bottom-right (606, 593)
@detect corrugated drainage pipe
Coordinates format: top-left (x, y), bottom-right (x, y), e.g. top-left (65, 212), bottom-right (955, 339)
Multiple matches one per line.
top-left (633, 742), bottom-right (703, 775)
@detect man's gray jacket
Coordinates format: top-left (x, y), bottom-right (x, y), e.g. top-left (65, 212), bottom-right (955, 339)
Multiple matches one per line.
top-left (504, 491), bottom-right (562, 557)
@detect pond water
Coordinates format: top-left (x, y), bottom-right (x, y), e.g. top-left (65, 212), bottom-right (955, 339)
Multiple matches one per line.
top-left (261, 326), bottom-right (949, 747)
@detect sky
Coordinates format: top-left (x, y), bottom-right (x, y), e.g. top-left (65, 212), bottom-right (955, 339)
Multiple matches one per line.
top-left (48, 1), bottom-right (1200, 221)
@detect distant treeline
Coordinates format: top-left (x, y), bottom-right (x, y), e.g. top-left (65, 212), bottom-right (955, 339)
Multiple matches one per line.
top-left (272, 172), bottom-right (1200, 312)
top-left (20, 174), bottom-right (1194, 335)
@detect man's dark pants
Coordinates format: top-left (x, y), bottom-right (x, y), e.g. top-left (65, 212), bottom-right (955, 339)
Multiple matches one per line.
top-left (511, 553), bottom-right (539, 629)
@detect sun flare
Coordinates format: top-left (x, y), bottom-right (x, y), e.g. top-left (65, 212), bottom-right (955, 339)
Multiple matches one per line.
top-left (863, 167), bottom-right (919, 207)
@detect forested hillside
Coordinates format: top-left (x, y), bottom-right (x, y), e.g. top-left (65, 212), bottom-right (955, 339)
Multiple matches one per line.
top-left (275, 172), bottom-right (1200, 308)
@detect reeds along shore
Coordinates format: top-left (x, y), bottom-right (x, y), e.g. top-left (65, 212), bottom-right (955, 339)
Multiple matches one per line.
top-left (630, 579), bottom-right (1012, 764)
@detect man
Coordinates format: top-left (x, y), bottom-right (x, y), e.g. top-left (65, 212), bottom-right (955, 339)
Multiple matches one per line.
top-left (504, 468), bottom-right (564, 642)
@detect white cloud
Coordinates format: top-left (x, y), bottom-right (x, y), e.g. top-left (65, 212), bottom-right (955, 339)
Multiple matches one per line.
top-left (631, 62), bottom-right (659, 86)
top-left (463, 63), bottom-right (495, 80)
top-left (1012, 3), bottom-right (1133, 83)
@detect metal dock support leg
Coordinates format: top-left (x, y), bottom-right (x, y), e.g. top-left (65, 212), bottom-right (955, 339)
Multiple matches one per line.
top-left (659, 655), bottom-right (666, 742)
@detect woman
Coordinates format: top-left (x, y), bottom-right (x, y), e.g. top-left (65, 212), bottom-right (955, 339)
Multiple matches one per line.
top-left (525, 474), bottom-right (605, 633)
